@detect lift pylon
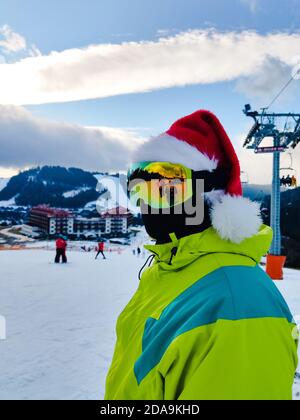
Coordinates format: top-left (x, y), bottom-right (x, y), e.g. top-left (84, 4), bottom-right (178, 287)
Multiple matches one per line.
top-left (243, 105), bottom-right (300, 279)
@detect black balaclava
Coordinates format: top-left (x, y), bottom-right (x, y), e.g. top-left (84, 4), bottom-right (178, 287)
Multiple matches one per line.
top-left (139, 168), bottom-right (229, 244)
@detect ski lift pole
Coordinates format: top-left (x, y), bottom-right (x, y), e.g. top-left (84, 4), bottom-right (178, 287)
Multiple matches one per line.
top-left (270, 135), bottom-right (281, 255)
top-left (242, 104), bottom-right (300, 280)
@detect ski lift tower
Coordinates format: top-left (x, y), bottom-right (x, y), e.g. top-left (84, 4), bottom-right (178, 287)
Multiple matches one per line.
top-left (243, 105), bottom-right (300, 279)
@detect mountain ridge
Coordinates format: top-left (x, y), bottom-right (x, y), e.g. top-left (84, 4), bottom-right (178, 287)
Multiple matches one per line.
top-left (0, 166), bottom-right (106, 209)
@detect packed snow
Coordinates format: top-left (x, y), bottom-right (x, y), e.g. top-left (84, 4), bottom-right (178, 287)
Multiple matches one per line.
top-left (63, 187), bottom-right (91, 198)
top-left (0, 197), bottom-right (16, 207)
top-left (0, 227), bottom-right (35, 243)
top-left (0, 247), bottom-right (299, 400)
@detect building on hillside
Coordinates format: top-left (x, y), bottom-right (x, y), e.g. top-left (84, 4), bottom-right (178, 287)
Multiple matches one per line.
top-left (28, 205), bottom-right (133, 238)
top-left (28, 206), bottom-right (74, 236)
top-left (73, 217), bottom-right (107, 238)
top-left (101, 206), bottom-right (133, 235)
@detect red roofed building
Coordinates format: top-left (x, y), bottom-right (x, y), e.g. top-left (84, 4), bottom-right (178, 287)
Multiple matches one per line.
top-left (29, 205), bottom-right (133, 237)
top-left (29, 205), bottom-right (74, 236)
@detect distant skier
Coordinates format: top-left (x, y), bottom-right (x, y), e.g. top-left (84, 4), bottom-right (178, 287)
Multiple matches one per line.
top-left (55, 236), bottom-right (67, 264)
top-left (137, 247), bottom-right (141, 257)
top-left (95, 241), bottom-right (106, 260)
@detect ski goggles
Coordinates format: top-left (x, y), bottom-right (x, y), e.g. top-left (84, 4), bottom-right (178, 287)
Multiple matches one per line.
top-left (127, 161), bottom-right (193, 209)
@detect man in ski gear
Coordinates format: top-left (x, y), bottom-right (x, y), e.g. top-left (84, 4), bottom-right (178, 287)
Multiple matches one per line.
top-left (95, 241), bottom-right (106, 260)
top-left (55, 236), bottom-right (67, 264)
top-left (105, 110), bottom-right (298, 400)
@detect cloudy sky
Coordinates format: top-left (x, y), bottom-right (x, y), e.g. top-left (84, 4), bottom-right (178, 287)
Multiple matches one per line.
top-left (0, 0), bottom-right (300, 182)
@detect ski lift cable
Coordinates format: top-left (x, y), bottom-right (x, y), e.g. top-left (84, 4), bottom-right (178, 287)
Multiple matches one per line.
top-left (283, 114), bottom-right (290, 132)
top-left (280, 152), bottom-right (292, 170)
top-left (288, 151), bottom-right (293, 169)
top-left (266, 68), bottom-right (300, 110)
top-left (284, 151), bottom-right (293, 170)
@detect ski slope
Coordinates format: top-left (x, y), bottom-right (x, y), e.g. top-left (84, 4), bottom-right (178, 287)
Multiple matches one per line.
top-left (0, 248), bottom-right (299, 400)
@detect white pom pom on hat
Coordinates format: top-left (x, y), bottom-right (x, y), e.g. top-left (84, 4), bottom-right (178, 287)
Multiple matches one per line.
top-left (210, 194), bottom-right (263, 244)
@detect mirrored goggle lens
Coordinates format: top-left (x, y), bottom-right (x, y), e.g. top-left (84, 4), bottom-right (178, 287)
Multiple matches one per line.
top-left (128, 161), bottom-right (191, 181)
top-left (127, 162), bottom-right (193, 209)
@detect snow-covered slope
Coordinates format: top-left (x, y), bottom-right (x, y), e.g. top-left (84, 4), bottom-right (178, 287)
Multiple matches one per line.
top-left (0, 248), bottom-right (143, 400)
top-left (0, 167), bottom-right (99, 209)
top-left (0, 197), bottom-right (16, 207)
top-left (0, 248), bottom-right (299, 400)
top-left (0, 178), bottom-right (9, 193)
top-left (0, 177), bottom-right (15, 207)
top-left (63, 187), bottom-right (90, 198)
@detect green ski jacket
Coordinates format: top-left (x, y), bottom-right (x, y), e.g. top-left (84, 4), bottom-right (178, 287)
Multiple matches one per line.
top-left (105, 225), bottom-right (298, 400)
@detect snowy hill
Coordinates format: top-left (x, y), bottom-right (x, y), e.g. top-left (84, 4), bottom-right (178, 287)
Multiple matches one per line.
top-left (0, 167), bottom-right (138, 213)
top-left (0, 247), bottom-right (299, 400)
top-left (0, 167), bottom-right (101, 209)
top-left (0, 178), bottom-right (12, 207)
top-left (0, 178), bottom-right (9, 193)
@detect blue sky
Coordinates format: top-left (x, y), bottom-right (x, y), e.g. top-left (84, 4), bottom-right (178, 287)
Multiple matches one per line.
top-left (0, 0), bottom-right (300, 181)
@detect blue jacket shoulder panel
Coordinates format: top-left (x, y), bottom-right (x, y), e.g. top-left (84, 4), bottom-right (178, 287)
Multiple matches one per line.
top-left (134, 265), bottom-right (293, 385)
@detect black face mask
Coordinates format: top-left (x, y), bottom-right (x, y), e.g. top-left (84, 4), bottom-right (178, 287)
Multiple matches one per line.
top-left (139, 169), bottom-right (229, 244)
top-left (141, 200), bottom-right (212, 244)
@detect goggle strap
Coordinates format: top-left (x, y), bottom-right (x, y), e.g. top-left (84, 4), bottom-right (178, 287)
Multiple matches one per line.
top-left (193, 167), bottom-right (230, 192)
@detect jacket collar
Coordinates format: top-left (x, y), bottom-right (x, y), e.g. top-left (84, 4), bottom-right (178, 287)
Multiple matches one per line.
top-left (144, 225), bottom-right (273, 269)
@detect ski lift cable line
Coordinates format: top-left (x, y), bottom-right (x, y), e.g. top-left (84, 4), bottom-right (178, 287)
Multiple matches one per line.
top-left (266, 68), bottom-right (300, 111)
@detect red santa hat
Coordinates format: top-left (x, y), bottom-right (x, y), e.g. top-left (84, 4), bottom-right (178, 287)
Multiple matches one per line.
top-left (132, 110), bottom-right (262, 243)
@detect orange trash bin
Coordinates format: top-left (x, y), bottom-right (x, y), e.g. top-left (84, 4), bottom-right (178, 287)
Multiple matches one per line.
top-left (266, 254), bottom-right (286, 281)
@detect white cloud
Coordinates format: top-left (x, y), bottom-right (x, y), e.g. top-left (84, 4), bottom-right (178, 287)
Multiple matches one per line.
top-left (0, 106), bottom-right (298, 185)
top-left (0, 25), bottom-right (41, 61)
top-left (0, 25), bottom-right (27, 53)
top-left (0, 29), bottom-right (300, 105)
top-left (235, 57), bottom-right (298, 102)
top-left (0, 105), bottom-right (143, 172)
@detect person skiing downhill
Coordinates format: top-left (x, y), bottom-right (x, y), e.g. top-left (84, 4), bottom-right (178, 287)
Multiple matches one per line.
top-left (95, 241), bottom-right (106, 260)
top-left (55, 236), bottom-right (67, 264)
top-left (105, 110), bottom-right (298, 401)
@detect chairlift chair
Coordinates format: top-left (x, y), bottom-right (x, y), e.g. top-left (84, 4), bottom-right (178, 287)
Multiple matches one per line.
top-left (280, 153), bottom-right (297, 188)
